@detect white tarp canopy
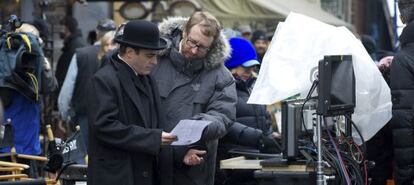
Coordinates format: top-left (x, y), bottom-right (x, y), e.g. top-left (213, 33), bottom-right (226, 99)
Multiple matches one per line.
top-left (198, 0), bottom-right (350, 27)
top-left (248, 12), bottom-right (392, 143)
top-left (251, 0), bottom-right (350, 26)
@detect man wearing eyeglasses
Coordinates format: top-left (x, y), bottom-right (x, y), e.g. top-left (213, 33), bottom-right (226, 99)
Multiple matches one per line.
top-left (152, 11), bottom-right (237, 185)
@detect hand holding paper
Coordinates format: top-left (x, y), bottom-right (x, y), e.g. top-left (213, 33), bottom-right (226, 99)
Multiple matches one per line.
top-left (161, 131), bottom-right (177, 145)
top-left (170, 119), bottom-right (211, 146)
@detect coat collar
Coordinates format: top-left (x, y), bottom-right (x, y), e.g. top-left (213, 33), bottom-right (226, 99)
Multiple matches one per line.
top-left (111, 53), bottom-right (150, 128)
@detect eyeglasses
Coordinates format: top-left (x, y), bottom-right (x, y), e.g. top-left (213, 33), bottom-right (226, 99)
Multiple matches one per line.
top-left (185, 36), bottom-right (210, 53)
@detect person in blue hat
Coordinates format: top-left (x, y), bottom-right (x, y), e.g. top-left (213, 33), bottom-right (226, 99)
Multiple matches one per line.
top-left (225, 37), bottom-right (261, 80)
top-left (215, 37), bottom-right (280, 185)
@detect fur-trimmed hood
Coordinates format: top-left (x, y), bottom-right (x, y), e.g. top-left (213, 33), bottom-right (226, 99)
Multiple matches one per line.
top-left (158, 17), bottom-right (231, 70)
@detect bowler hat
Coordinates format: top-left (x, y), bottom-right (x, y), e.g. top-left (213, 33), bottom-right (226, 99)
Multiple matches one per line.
top-left (114, 20), bottom-right (167, 50)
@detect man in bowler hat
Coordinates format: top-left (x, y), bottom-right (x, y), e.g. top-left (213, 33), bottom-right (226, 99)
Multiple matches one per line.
top-left (87, 20), bottom-right (177, 185)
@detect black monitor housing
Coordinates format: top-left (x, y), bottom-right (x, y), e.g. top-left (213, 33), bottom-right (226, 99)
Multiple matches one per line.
top-left (281, 99), bottom-right (316, 160)
top-left (317, 55), bottom-right (355, 116)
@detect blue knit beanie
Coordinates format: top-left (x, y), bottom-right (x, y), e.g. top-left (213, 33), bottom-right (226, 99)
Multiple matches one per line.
top-left (225, 37), bottom-right (259, 69)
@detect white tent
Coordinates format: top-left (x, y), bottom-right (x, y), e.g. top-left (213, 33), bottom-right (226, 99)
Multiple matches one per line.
top-left (198, 0), bottom-right (351, 27)
top-left (251, 0), bottom-right (350, 26)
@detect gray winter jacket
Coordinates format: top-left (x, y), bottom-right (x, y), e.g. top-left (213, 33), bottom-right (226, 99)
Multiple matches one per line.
top-left (152, 17), bottom-right (236, 185)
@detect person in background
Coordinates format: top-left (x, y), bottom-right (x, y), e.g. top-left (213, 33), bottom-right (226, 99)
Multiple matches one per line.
top-left (87, 30), bottom-right (97, 45)
top-left (32, 18), bottom-right (50, 44)
top-left (58, 19), bottom-right (117, 149)
top-left (153, 11), bottom-right (237, 185)
top-left (239, 25), bottom-right (252, 41)
top-left (98, 31), bottom-right (118, 60)
top-left (359, 34), bottom-right (395, 185)
top-left (361, 35), bottom-right (379, 63)
top-left (215, 37), bottom-right (280, 185)
top-left (93, 19), bottom-right (117, 46)
top-left (32, 18), bottom-right (52, 58)
top-left (251, 30), bottom-right (269, 63)
top-left (390, 0), bottom-right (414, 184)
top-left (362, 53), bottom-right (395, 185)
top-left (221, 28), bottom-right (240, 39)
top-left (378, 55), bottom-right (394, 84)
top-left (55, 16), bottom-right (85, 90)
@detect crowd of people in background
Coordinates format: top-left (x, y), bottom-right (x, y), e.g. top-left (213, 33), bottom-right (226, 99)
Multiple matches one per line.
top-left (0, 0), bottom-right (413, 184)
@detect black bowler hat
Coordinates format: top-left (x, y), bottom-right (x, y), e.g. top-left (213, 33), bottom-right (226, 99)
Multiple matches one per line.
top-left (114, 20), bottom-right (167, 50)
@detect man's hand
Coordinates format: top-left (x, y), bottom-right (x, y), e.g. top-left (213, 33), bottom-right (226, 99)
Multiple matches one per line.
top-left (183, 149), bottom-right (207, 166)
top-left (271, 132), bottom-right (281, 139)
top-left (161, 131), bottom-right (177, 145)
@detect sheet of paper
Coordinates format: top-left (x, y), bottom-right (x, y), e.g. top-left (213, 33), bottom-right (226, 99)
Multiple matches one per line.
top-left (170, 119), bottom-right (211, 146)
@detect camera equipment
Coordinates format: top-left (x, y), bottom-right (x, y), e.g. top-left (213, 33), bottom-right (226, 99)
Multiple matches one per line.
top-left (281, 99), bottom-right (316, 160)
top-left (0, 15), bottom-right (44, 103)
top-left (45, 125), bottom-right (63, 173)
top-left (258, 98), bottom-right (317, 169)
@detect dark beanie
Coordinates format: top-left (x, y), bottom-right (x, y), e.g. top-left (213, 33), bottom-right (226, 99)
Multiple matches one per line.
top-left (251, 30), bottom-right (267, 43)
top-left (61, 16), bottom-right (78, 33)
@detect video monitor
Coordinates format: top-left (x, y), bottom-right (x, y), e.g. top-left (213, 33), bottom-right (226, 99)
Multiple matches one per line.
top-left (281, 99), bottom-right (316, 160)
top-left (317, 55), bottom-right (355, 116)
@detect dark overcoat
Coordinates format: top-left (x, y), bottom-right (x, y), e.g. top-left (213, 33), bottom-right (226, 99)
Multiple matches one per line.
top-left (87, 53), bottom-right (172, 185)
top-left (390, 20), bottom-right (414, 185)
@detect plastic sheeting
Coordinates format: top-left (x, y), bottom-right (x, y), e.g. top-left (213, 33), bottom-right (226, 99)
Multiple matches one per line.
top-left (248, 12), bottom-right (392, 143)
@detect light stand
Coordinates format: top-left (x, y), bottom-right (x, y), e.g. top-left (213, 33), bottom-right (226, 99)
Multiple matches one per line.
top-left (316, 115), bottom-right (324, 185)
top-left (345, 113), bottom-right (352, 138)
